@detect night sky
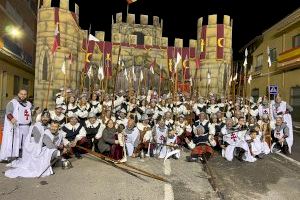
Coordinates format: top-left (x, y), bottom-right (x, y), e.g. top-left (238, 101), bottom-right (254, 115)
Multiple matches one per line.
top-left (64, 0), bottom-right (300, 59)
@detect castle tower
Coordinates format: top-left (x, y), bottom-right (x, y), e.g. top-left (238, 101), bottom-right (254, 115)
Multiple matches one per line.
top-left (197, 14), bottom-right (233, 96)
top-left (34, 0), bottom-right (86, 108)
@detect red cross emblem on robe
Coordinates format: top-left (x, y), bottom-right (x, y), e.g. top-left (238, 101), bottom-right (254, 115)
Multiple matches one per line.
top-left (24, 109), bottom-right (30, 120)
top-left (231, 133), bottom-right (237, 142)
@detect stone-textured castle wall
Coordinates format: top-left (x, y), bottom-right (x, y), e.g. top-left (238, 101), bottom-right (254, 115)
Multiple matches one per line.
top-left (34, 1), bottom-right (232, 107)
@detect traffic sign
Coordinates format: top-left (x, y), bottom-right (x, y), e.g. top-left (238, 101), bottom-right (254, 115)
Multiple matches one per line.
top-left (269, 85), bottom-right (278, 95)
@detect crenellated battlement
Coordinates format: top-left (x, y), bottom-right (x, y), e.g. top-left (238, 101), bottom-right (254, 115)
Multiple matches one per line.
top-left (34, 4), bottom-right (233, 107)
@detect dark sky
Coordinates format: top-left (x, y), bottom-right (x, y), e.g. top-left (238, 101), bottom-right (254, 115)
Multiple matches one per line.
top-left (67, 0), bottom-right (300, 59)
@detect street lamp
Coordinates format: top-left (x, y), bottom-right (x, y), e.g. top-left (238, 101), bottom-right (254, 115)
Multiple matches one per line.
top-left (0, 25), bottom-right (22, 49)
top-left (5, 25), bottom-right (22, 39)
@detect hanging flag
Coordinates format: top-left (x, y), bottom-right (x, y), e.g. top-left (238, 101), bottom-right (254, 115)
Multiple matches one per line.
top-left (175, 52), bottom-right (182, 71)
top-left (127, 0), bottom-right (138, 4)
top-left (89, 34), bottom-right (100, 42)
top-left (104, 42), bottom-right (112, 77)
top-left (248, 75), bottom-right (252, 85)
top-left (267, 46), bottom-right (272, 67)
top-left (124, 68), bottom-right (128, 80)
top-left (207, 71), bottom-right (211, 85)
top-left (61, 57), bottom-right (66, 75)
top-left (51, 22), bottom-right (60, 54)
top-left (195, 57), bottom-right (201, 69)
top-left (132, 66), bottom-right (136, 82)
top-left (229, 75), bottom-right (232, 86)
top-left (245, 48), bottom-right (248, 57)
top-left (200, 25), bottom-right (207, 59)
top-left (182, 53), bottom-right (190, 79)
top-left (98, 66), bottom-right (104, 81)
top-left (216, 24), bottom-right (224, 59)
top-left (140, 70), bottom-right (143, 81)
top-left (233, 73), bottom-right (238, 81)
top-left (87, 66), bottom-right (93, 79)
top-left (243, 48), bottom-right (248, 68)
top-left (167, 47), bottom-right (175, 78)
top-left (150, 58), bottom-right (155, 74)
top-left (190, 77), bottom-right (193, 86)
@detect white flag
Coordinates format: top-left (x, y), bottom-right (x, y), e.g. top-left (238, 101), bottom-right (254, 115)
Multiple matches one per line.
top-left (175, 52), bottom-right (182, 71)
top-left (245, 48), bottom-right (248, 57)
top-left (229, 75), bottom-right (232, 86)
top-left (140, 70), bottom-right (143, 81)
top-left (89, 34), bottom-right (99, 42)
top-left (233, 73), bottom-right (238, 81)
top-left (243, 57), bottom-right (247, 68)
top-left (98, 66), bottom-right (104, 81)
top-left (207, 71), bottom-right (211, 85)
top-left (124, 68), bottom-right (128, 80)
top-left (267, 46), bottom-right (271, 67)
top-left (61, 59), bottom-right (66, 74)
top-left (87, 66), bottom-right (93, 79)
top-left (248, 75), bottom-right (252, 85)
top-left (132, 66), bottom-right (136, 82)
top-left (190, 77), bottom-right (193, 86)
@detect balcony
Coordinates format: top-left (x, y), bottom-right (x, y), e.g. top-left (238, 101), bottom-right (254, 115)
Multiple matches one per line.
top-left (2, 36), bottom-right (33, 66)
top-left (278, 46), bottom-right (300, 62)
top-left (277, 47), bottom-right (300, 69)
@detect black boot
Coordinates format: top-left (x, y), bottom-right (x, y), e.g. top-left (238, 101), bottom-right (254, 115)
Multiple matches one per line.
top-left (236, 148), bottom-right (245, 162)
top-left (282, 144), bottom-right (289, 155)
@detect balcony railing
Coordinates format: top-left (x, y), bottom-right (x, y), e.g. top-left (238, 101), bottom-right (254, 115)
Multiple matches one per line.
top-left (277, 46), bottom-right (300, 63)
top-left (2, 36), bottom-right (33, 66)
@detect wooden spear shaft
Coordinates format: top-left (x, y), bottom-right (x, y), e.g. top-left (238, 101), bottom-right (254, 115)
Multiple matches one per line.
top-left (45, 53), bottom-right (56, 109)
top-left (111, 45), bottom-right (122, 110)
top-left (76, 146), bottom-right (168, 183)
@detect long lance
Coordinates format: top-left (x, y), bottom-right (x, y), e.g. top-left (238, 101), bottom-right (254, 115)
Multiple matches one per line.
top-left (76, 146), bottom-right (168, 183)
top-left (45, 52), bottom-right (56, 109)
top-left (111, 45), bottom-right (122, 111)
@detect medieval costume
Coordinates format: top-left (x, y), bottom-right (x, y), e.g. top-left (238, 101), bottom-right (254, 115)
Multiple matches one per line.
top-left (0, 96), bottom-right (32, 161)
top-left (5, 122), bottom-right (63, 178)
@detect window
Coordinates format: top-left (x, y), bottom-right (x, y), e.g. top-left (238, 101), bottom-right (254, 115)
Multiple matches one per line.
top-left (23, 78), bottom-right (29, 91)
top-left (251, 88), bottom-right (259, 102)
top-left (293, 34), bottom-right (300, 48)
top-left (132, 32), bottom-right (144, 45)
top-left (13, 75), bottom-right (20, 95)
top-left (42, 54), bottom-right (48, 80)
top-left (270, 48), bottom-right (277, 63)
top-left (255, 54), bottom-right (263, 71)
top-left (291, 86), bottom-right (300, 121)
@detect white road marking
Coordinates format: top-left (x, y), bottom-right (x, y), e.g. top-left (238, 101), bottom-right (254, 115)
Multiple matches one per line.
top-left (275, 152), bottom-right (300, 167)
top-left (164, 159), bottom-right (174, 200)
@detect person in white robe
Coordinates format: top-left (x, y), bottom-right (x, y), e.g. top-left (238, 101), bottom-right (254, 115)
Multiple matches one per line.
top-left (271, 116), bottom-right (292, 154)
top-left (124, 118), bottom-right (140, 157)
top-left (245, 127), bottom-right (270, 158)
top-left (271, 95), bottom-right (293, 153)
top-left (0, 89), bottom-right (32, 162)
top-left (221, 118), bottom-right (256, 162)
top-left (5, 121), bottom-right (64, 178)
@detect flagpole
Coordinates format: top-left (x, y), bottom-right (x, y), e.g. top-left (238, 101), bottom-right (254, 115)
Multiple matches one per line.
top-left (111, 45), bottom-right (122, 110)
top-left (45, 52), bottom-right (56, 109)
top-left (243, 65), bottom-right (247, 108)
top-left (158, 63), bottom-right (162, 98)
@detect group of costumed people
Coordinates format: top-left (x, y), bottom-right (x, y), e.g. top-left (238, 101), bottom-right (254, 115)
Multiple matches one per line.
top-left (0, 86), bottom-right (294, 178)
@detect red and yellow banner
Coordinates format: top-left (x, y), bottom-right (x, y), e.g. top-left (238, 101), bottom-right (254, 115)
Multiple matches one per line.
top-left (167, 47), bottom-right (175, 78)
top-left (200, 25), bottom-right (207, 59)
top-left (217, 24), bottom-right (225, 59)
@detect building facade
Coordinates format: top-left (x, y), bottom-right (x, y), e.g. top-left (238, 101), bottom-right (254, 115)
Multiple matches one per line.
top-left (0, 0), bottom-right (37, 110)
top-left (243, 8), bottom-right (300, 121)
top-left (34, 0), bottom-right (232, 109)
